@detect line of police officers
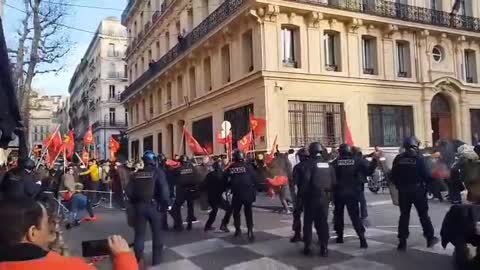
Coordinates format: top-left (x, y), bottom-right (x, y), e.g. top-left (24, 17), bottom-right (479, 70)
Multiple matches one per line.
top-left (126, 135), bottom-right (440, 266)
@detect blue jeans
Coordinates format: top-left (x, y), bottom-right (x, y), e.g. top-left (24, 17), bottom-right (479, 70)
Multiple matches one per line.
top-left (68, 194), bottom-right (94, 223)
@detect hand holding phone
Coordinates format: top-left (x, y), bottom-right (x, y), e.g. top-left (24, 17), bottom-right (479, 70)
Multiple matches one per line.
top-left (108, 235), bottom-right (131, 256)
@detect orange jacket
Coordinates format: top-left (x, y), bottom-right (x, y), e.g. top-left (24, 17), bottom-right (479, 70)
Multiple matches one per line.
top-left (0, 251), bottom-right (138, 270)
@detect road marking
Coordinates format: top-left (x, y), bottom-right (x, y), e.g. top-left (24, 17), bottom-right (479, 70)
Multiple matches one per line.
top-left (367, 200), bottom-right (392, 206)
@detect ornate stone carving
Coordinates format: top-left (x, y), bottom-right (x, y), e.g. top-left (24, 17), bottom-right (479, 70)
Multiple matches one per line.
top-left (348, 18), bottom-right (362, 33)
top-left (307, 12), bottom-right (322, 28)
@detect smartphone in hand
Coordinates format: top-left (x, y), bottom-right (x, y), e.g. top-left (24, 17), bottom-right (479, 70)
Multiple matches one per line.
top-left (82, 239), bottom-right (110, 257)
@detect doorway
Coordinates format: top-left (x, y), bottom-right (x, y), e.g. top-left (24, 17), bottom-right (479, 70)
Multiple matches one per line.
top-left (431, 94), bottom-right (453, 144)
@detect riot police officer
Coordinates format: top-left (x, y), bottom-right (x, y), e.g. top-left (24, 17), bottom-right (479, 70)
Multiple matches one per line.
top-left (126, 151), bottom-right (170, 266)
top-left (290, 147), bottom-right (309, 243)
top-left (332, 144), bottom-right (377, 249)
top-left (203, 159), bottom-right (231, 232)
top-left (157, 153), bottom-right (176, 230)
top-left (172, 155), bottom-right (198, 231)
top-left (391, 136), bottom-right (439, 251)
top-left (299, 143), bottom-right (336, 256)
top-left (224, 150), bottom-right (257, 242)
top-left (0, 158), bottom-right (40, 200)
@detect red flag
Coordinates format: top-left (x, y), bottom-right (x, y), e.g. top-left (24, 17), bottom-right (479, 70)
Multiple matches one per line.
top-left (265, 135), bottom-right (278, 164)
top-left (109, 136), bottom-right (120, 152)
top-left (46, 129), bottom-right (63, 166)
top-left (238, 131), bottom-right (253, 152)
top-left (166, 159), bottom-right (181, 168)
top-left (249, 115), bottom-right (266, 137)
top-left (63, 130), bottom-right (75, 160)
top-left (216, 130), bottom-right (232, 145)
top-left (183, 127), bottom-right (208, 155)
top-left (84, 125), bottom-right (94, 145)
top-left (82, 147), bottom-right (89, 164)
top-left (342, 109), bottom-right (354, 146)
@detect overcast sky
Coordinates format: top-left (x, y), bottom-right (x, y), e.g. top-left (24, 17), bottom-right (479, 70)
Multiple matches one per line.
top-left (4, 0), bottom-right (127, 96)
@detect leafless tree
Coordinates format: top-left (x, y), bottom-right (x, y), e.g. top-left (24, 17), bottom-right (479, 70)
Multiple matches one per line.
top-left (8, 0), bottom-right (72, 143)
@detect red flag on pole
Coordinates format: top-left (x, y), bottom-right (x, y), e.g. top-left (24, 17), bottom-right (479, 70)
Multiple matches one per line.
top-left (216, 130), bottom-right (233, 145)
top-left (84, 125), bottom-right (94, 145)
top-left (249, 115), bottom-right (266, 137)
top-left (183, 127), bottom-right (208, 155)
top-left (46, 129), bottom-right (63, 166)
top-left (238, 131), bottom-right (253, 152)
top-left (265, 135), bottom-right (278, 165)
top-left (342, 109), bottom-right (354, 146)
top-left (63, 130), bottom-right (75, 160)
top-left (109, 136), bottom-right (120, 161)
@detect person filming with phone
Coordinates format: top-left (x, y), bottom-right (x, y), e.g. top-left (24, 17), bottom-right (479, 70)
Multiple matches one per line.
top-left (0, 198), bottom-right (138, 270)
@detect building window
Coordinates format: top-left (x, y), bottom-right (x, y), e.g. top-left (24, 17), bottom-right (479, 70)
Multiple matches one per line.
top-left (109, 63), bottom-right (117, 78)
top-left (141, 99), bottom-right (146, 121)
top-left (242, 30), bottom-right (254, 73)
top-left (157, 88), bottom-right (163, 114)
top-left (187, 9), bottom-right (193, 31)
top-left (165, 32), bottom-right (170, 49)
top-left (396, 41), bottom-right (411, 78)
top-left (148, 50), bottom-right (152, 64)
top-left (189, 67), bottom-right (196, 99)
top-left (108, 43), bottom-right (116, 57)
top-left (324, 30), bottom-right (341, 71)
top-left (129, 69), bottom-right (133, 82)
top-left (288, 101), bottom-right (343, 147)
top-left (204, 57), bottom-right (212, 91)
top-left (141, 57), bottom-right (145, 73)
top-left (192, 117), bottom-right (213, 154)
top-left (109, 85), bottom-right (116, 99)
top-left (432, 45), bottom-right (444, 63)
top-left (221, 45), bottom-right (231, 84)
top-left (362, 36), bottom-right (378, 75)
top-left (134, 21), bottom-right (138, 36)
top-left (124, 65), bottom-right (128, 78)
top-left (158, 133), bottom-right (163, 154)
top-left (131, 140), bottom-right (139, 161)
top-left (156, 41), bottom-right (160, 59)
top-left (464, 49), bottom-right (477, 83)
top-left (125, 107), bottom-right (129, 126)
top-left (134, 64), bottom-right (138, 79)
top-left (109, 108), bottom-right (116, 125)
top-left (166, 83), bottom-right (172, 110)
top-left (471, 109), bottom-right (480, 144)
top-left (224, 104), bottom-right (254, 147)
top-left (149, 93), bottom-right (154, 118)
top-left (368, 105), bottom-right (414, 147)
top-left (281, 25), bottom-right (300, 68)
top-left (143, 135), bottom-right (153, 152)
top-left (177, 76), bottom-right (183, 105)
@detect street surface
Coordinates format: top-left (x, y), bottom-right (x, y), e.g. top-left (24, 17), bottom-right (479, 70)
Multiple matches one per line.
top-left (65, 190), bottom-right (461, 270)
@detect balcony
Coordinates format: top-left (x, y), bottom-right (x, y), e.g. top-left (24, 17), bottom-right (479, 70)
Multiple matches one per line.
top-left (107, 96), bottom-right (122, 103)
top-left (107, 72), bottom-right (127, 79)
top-left (121, 0), bottom-right (247, 102)
top-left (295, 0), bottom-right (480, 32)
top-left (107, 51), bottom-right (121, 58)
top-left (92, 121), bottom-right (127, 130)
top-left (152, 10), bottom-right (160, 22)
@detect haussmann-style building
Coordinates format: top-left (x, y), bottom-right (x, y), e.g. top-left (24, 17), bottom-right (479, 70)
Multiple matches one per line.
top-left (121, 0), bottom-right (480, 160)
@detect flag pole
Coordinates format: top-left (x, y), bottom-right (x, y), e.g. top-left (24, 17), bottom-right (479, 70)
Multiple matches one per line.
top-left (178, 126), bottom-right (186, 156)
top-left (35, 125), bottom-right (60, 169)
top-left (75, 152), bottom-right (86, 167)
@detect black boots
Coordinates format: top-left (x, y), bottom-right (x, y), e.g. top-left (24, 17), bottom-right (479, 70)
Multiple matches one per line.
top-left (427, 237), bottom-right (439, 248)
top-left (290, 233), bottom-right (302, 243)
top-left (336, 235), bottom-right (344, 244)
top-left (320, 243), bottom-right (328, 257)
top-left (397, 239), bottom-right (407, 251)
top-left (303, 247), bottom-right (312, 256)
top-left (360, 237), bottom-right (368, 249)
top-left (234, 228), bottom-right (242, 237)
top-left (187, 222), bottom-right (192, 231)
top-left (247, 229), bottom-right (255, 242)
top-left (220, 224), bottom-right (230, 233)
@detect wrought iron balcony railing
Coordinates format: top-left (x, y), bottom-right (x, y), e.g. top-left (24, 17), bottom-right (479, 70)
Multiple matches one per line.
top-left (92, 121), bottom-right (127, 130)
top-left (121, 0), bottom-right (480, 102)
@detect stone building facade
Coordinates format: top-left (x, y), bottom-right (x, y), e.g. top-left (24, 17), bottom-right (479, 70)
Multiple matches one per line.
top-left (69, 17), bottom-right (129, 160)
top-left (28, 92), bottom-right (64, 150)
top-left (121, 0), bottom-right (480, 160)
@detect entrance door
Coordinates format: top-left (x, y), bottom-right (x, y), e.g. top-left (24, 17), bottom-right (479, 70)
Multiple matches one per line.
top-left (431, 94), bottom-right (453, 143)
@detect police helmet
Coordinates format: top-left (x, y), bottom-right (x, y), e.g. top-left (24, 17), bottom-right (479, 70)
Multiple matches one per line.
top-left (142, 151), bottom-right (157, 166)
top-left (212, 159), bottom-right (223, 171)
top-left (296, 148), bottom-right (309, 158)
top-left (338, 144), bottom-right (353, 157)
top-left (157, 153), bottom-right (167, 166)
top-left (474, 144), bottom-right (480, 156)
top-left (308, 142), bottom-right (325, 158)
top-left (180, 155), bottom-right (189, 164)
top-left (232, 150), bottom-right (245, 162)
top-left (403, 136), bottom-right (420, 151)
top-left (20, 158), bottom-right (35, 170)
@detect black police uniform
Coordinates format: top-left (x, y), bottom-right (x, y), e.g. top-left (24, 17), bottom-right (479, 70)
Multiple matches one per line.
top-left (391, 150), bottom-right (435, 245)
top-left (300, 155), bottom-right (336, 254)
top-left (291, 156), bottom-right (309, 241)
top-left (172, 161), bottom-right (198, 230)
top-left (203, 166), bottom-right (232, 231)
top-left (161, 164), bottom-right (176, 230)
top-left (126, 163), bottom-right (170, 265)
top-left (332, 153), bottom-right (376, 245)
top-left (224, 161), bottom-right (257, 239)
top-left (0, 166), bottom-right (40, 200)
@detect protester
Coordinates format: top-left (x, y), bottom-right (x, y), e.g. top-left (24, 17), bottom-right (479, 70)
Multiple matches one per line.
top-left (0, 158), bottom-right (40, 200)
top-left (80, 159), bottom-right (100, 204)
top-left (0, 198), bottom-right (138, 270)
